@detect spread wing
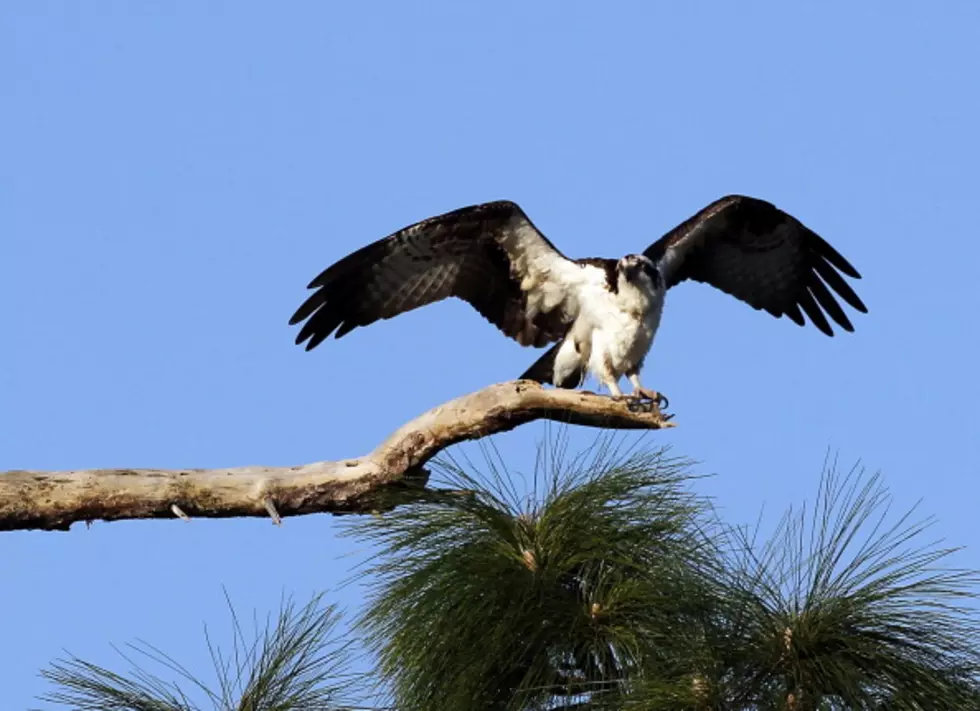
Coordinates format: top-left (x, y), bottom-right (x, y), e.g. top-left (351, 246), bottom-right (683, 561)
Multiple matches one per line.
top-left (290, 200), bottom-right (587, 350)
top-left (644, 195), bottom-right (867, 336)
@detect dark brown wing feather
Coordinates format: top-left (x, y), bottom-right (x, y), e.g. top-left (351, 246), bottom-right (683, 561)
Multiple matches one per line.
top-left (290, 201), bottom-right (572, 350)
top-left (643, 195), bottom-right (867, 336)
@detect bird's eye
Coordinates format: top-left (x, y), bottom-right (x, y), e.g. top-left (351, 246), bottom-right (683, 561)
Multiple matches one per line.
top-left (641, 262), bottom-right (661, 284)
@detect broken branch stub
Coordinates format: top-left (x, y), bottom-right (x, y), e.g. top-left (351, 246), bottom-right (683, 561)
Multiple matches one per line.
top-left (0, 381), bottom-right (673, 532)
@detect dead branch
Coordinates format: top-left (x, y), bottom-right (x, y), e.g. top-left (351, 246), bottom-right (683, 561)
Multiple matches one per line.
top-left (0, 380), bottom-right (673, 532)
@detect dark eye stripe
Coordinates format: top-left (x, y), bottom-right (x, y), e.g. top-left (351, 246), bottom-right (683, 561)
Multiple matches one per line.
top-left (641, 261), bottom-right (663, 287)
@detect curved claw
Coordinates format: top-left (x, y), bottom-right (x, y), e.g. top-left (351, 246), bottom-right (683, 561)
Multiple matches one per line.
top-left (627, 399), bottom-right (654, 414)
top-left (634, 387), bottom-right (669, 410)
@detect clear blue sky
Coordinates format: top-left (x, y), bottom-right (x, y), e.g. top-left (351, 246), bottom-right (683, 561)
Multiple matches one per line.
top-left (3, 2), bottom-right (979, 706)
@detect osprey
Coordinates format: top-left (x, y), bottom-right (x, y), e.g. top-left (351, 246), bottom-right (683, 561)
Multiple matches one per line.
top-left (289, 196), bottom-right (866, 405)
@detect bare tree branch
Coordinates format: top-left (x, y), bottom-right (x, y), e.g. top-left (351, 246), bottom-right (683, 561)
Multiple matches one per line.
top-left (0, 381), bottom-right (673, 532)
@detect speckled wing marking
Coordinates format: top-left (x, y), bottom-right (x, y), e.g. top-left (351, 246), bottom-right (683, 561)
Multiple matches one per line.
top-left (290, 201), bottom-right (586, 350)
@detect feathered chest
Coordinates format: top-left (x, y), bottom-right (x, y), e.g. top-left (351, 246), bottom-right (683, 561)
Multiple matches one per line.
top-left (575, 277), bottom-right (663, 364)
top-left (609, 291), bottom-right (663, 363)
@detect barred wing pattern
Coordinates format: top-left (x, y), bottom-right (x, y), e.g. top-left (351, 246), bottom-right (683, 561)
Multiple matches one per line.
top-left (290, 201), bottom-right (582, 350)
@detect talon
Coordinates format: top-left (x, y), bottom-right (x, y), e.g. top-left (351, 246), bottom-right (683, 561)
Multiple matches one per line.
top-left (628, 399), bottom-right (652, 413)
top-left (634, 387), bottom-right (669, 410)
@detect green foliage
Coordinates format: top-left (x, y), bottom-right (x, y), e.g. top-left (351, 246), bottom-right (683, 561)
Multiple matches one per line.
top-left (37, 592), bottom-right (358, 711)
top-left (345, 433), bottom-right (720, 710)
top-left (343, 437), bottom-right (980, 710)
top-left (617, 457), bottom-right (980, 710)
top-left (701, 458), bottom-right (980, 709)
top-left (37, 435), bottom-right (980, 711)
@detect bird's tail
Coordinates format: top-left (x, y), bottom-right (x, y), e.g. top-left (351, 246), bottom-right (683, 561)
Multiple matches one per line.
top-left (520, 343), bottom-right (583, 389)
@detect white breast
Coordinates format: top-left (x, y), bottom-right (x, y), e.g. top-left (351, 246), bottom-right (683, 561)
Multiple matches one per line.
top-left (574, 273), bottom-right (664, 382)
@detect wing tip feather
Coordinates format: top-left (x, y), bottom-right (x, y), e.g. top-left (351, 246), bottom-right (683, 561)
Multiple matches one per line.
top-left (648, 193), bottom-right (868, 337)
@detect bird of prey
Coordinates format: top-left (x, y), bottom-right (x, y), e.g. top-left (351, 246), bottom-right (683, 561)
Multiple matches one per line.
top-left (289, 195), bottom-right (867, 405)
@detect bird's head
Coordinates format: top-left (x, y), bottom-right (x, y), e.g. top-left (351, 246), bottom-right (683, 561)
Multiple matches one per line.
top-left (618, 254), bottom-right (662, 289)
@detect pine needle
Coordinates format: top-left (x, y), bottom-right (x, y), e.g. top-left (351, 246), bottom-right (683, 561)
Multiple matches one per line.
top-left (37, 592), bottom-right (360, 711)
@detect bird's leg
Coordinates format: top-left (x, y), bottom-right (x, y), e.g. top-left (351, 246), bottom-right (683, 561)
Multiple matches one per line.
top-left (595, 365), bottom-right (625, 398)
top-left (627, 371), bottom-right (669, 409)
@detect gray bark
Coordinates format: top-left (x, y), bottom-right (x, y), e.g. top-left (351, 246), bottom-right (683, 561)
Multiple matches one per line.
top-left (0, 381), bottom-right (672, 532)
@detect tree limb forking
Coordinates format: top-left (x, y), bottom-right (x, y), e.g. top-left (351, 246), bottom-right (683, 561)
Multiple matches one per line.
top-left (0, 381), bottom-right (674, 532)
